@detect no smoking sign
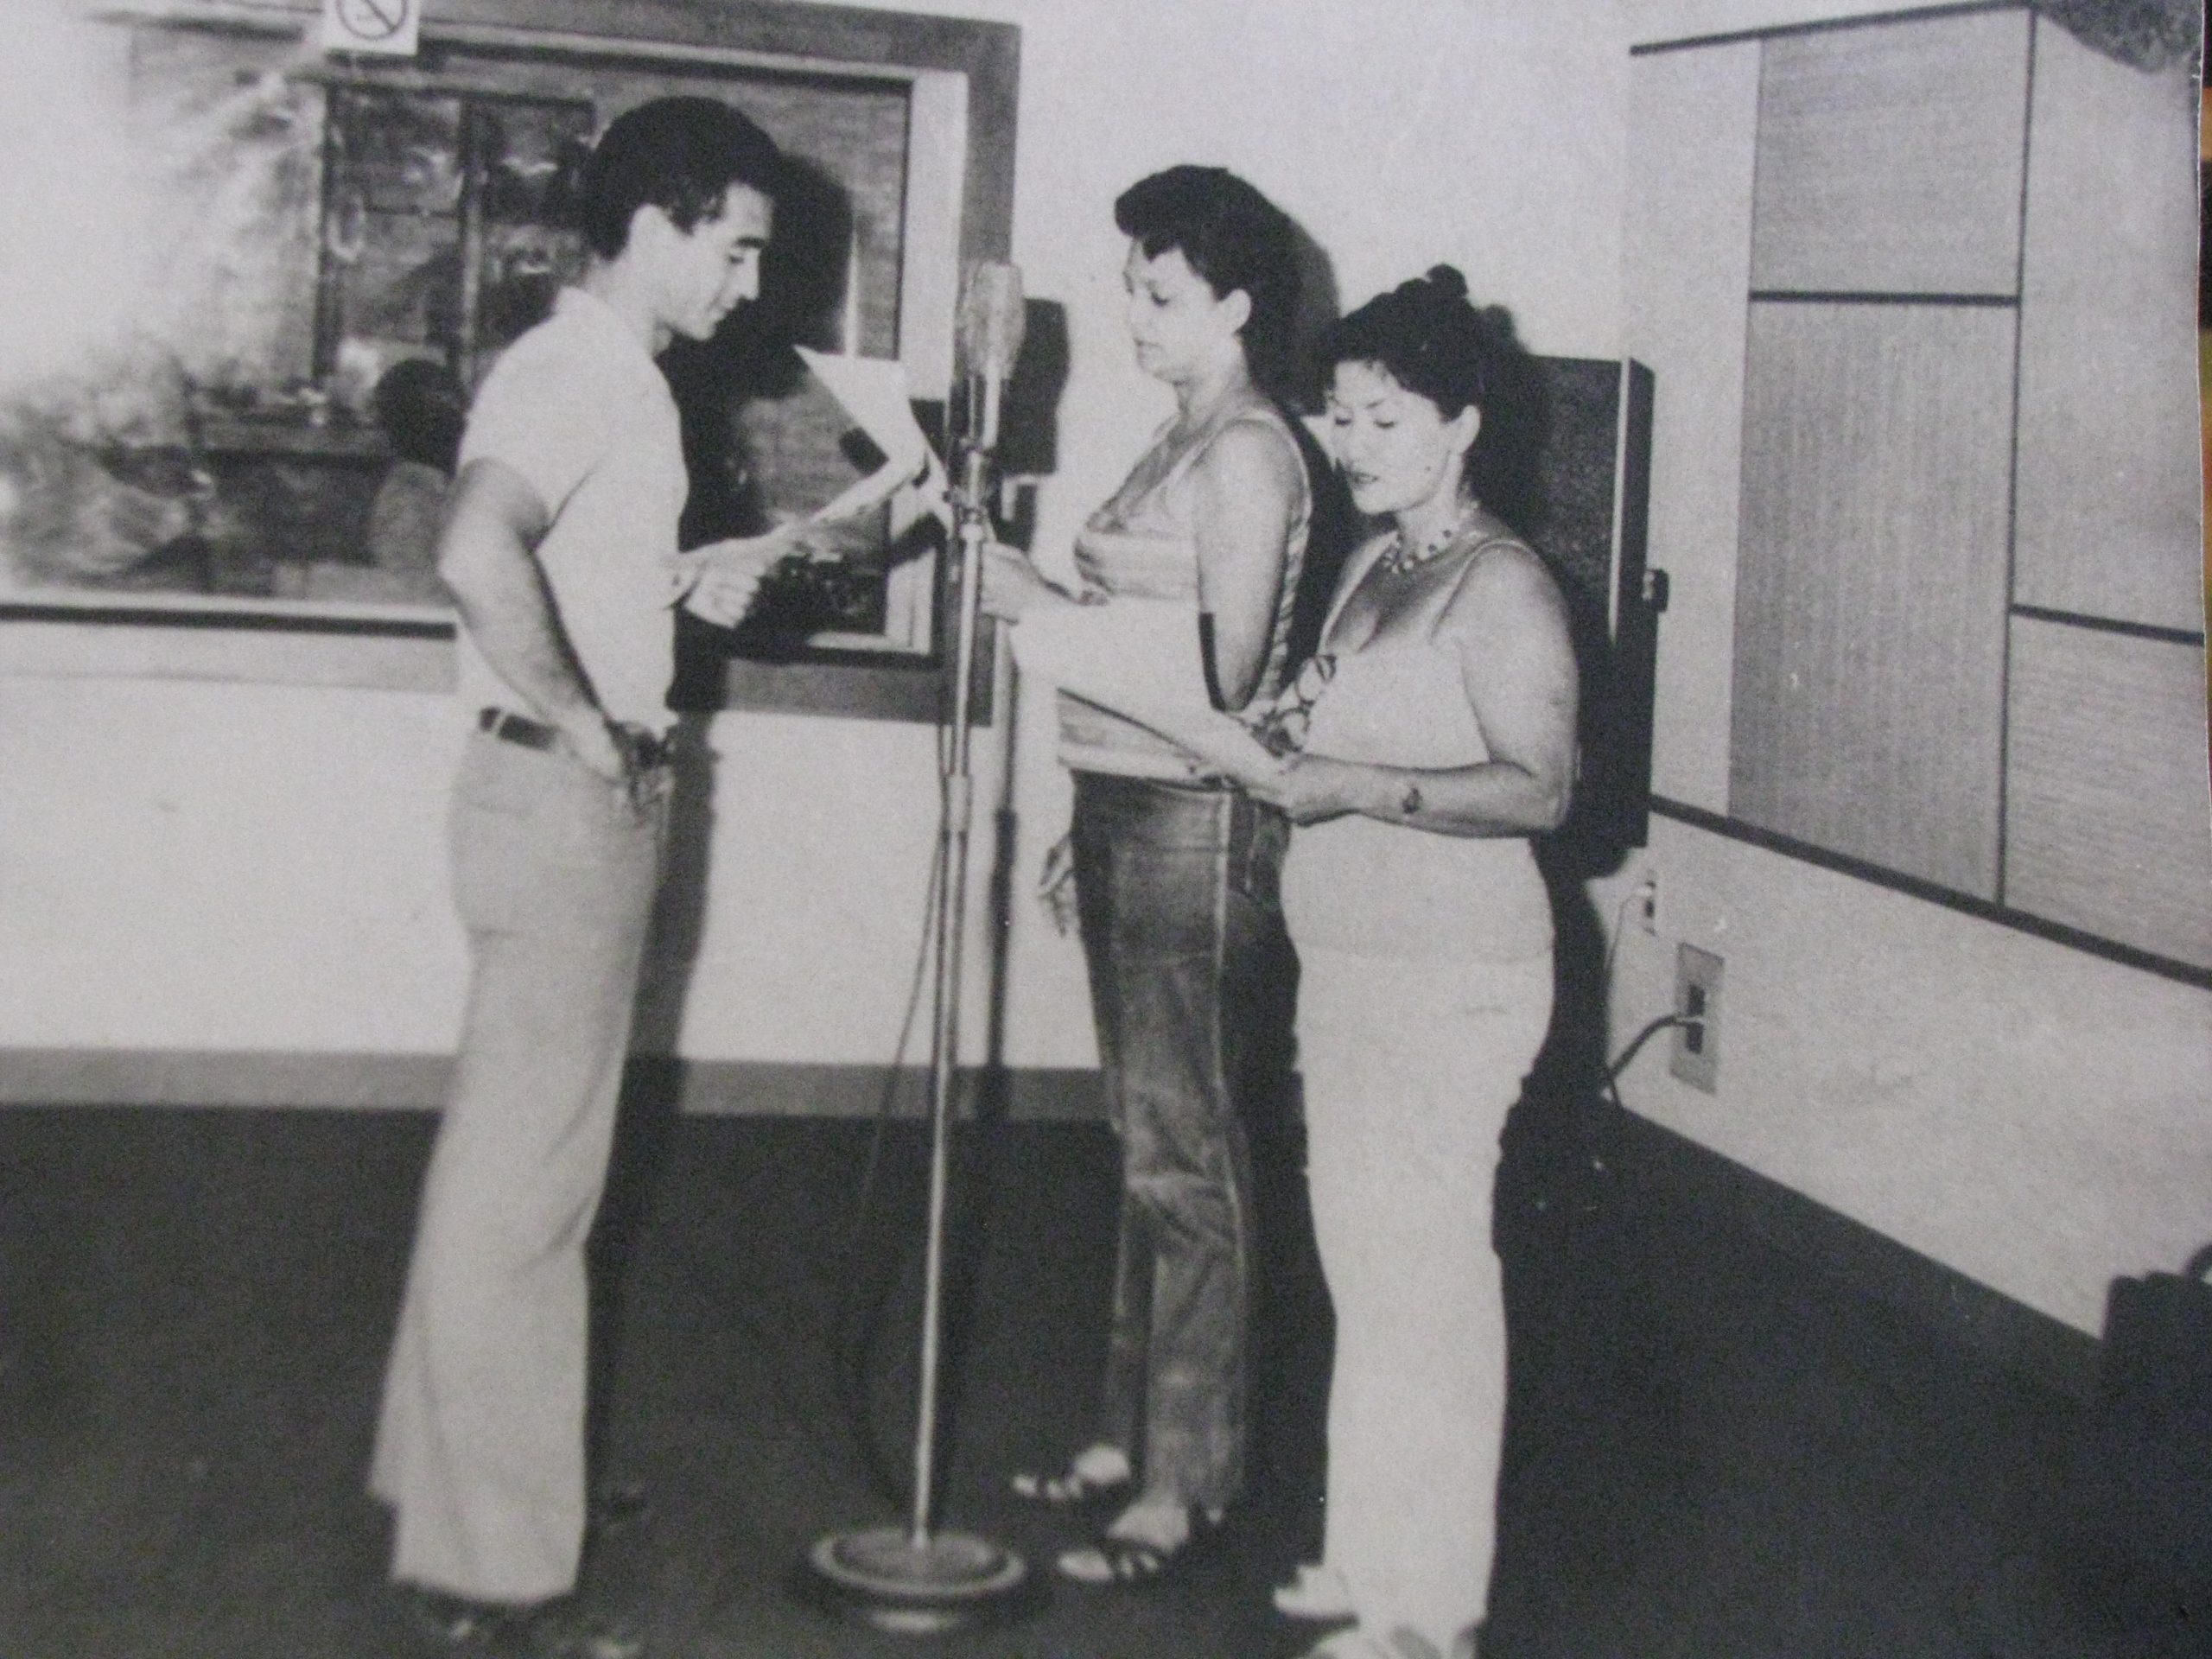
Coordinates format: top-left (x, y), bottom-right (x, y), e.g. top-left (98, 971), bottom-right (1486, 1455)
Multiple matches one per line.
top-left (319, 0), bottom-right (422, 57)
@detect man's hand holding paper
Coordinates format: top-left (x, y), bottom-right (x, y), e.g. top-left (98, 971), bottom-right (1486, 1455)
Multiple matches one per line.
top-left (671, 530), bottom-right (796, 627)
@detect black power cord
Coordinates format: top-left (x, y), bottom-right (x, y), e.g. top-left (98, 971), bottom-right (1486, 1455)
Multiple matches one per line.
top-left (1604, 1011), bottom-right (1706, 1133)
top-left (1605, 1011), bottom-right (1699, 1087)
top-left (1597, 880), bottom-right (1707, 1114)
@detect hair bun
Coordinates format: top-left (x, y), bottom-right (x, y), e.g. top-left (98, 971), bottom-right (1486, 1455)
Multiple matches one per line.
top-left (1423, 264), bottom-right (1469, 302)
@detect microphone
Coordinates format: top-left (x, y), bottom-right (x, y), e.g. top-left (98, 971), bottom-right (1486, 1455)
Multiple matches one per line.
top-left (956, 260), bottom-right (1025, 457)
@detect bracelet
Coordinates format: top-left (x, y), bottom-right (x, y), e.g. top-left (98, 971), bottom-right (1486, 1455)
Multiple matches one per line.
top-left (1400, 780), bottom-right (1423, 817)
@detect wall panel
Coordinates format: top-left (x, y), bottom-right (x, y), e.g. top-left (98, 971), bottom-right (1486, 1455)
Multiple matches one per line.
top-left (1749, 8), bottom-right (2029, 295)
top-left (2004, 617), bottom-right (2212, 968)
top-left (2012, 18), bottom-right (2203, 631)
top-left (1731, 301), bottom-right (2014, 895)
top-left (1624, 40), bottom-right (1763, 811)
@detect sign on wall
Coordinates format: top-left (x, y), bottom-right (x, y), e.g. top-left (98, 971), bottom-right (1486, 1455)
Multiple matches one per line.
top-left (319, 0), bottom-right (422, 58)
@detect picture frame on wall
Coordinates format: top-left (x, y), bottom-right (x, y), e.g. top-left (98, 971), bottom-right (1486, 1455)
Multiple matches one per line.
top-left (0, 0), bottom-right (1019, 721)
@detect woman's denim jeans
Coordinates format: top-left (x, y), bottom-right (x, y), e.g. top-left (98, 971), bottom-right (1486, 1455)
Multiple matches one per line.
top-left (1071, 772), bottom-right (1292, 1511)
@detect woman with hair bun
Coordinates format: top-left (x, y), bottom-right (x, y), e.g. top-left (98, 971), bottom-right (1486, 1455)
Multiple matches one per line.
top-left (1021, 264), bottom-right (1574, 1656)
top-left (1246, 264), bottom-right (1573, 1659)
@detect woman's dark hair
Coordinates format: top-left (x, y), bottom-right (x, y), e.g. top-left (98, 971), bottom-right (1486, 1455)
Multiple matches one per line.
top-left (1324, 265), bottom-right (1542, 524)
top-left (1114, 165), bottom-right (1300, 393)
top-left (577, 97), bottom-right (782, 260)
top-left (1323, 264), bottom-right (1511, 421)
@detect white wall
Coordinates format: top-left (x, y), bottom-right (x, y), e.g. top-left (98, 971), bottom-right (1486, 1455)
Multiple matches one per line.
top-left (0, 0), bottom-right (1631, 1072)
top-left (0, 675), bottom-right (465, 1052)
top-left (1596, 823), bottom-right (2212, 1336)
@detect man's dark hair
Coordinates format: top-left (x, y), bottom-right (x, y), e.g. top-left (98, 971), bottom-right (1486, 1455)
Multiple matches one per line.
top-left (1114, 165), bottom-right (1300, 394)
top-left (577, 97), bottom-right (781, 260)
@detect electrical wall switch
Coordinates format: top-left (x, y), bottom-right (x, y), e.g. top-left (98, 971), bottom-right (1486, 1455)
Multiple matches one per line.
top-left (1670, 944), bottom-right (1722, 1093)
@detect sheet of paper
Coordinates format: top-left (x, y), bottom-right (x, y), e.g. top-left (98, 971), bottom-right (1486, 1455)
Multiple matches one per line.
top-left (1010, 598), bottom-right (1280, 781)
top-left (792, 346), bottom-right (948, 529)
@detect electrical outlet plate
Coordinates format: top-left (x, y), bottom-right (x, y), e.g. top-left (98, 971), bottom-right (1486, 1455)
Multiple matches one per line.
top-left (1670, 944), bottom-right (1722, 1093)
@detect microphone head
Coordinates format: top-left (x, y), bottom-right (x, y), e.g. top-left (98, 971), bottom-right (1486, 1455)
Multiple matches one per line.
top-left (958, 261), bottom-right (1027, 385)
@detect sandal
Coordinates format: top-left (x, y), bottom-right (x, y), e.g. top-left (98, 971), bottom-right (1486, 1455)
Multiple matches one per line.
top-left (1298, 1626), bottom-right (1456, 1659)
top-left (1054, 1506), bottom-right (1222, 1587)
top-left (397, 1590), bottom-right (645, 1659)
top-left (1273, 1562), bottom-right (1355, 1620)
top-left (1009, 1446), bottom-right (1132, 1509)
top-left (587, 1479), bottom-right (651, 1538)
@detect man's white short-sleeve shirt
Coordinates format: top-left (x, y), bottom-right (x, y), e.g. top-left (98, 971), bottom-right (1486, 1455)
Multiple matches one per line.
top-left (454, 287), bottom-right (688, 733)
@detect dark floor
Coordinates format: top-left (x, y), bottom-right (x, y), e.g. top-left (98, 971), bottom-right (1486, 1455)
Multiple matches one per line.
top-left (0, 1093), bottom-right (2200, 1659)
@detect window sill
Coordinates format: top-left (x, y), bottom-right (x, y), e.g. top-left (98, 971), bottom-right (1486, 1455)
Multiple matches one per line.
top-left (0, 598), bottom-right (991, 721)
top-left (0, 598), bottom-right (458, 692)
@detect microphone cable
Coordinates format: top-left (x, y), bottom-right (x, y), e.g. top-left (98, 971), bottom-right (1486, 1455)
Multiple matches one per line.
top-left (639, 585), bottom-right (959, 1513)
top-left (824, 543), bottom-right (1001, 1513)
top-left (671, 324), bottom-right (1023, 1511)
top-left (827, 747), bottom-right (949, 1511)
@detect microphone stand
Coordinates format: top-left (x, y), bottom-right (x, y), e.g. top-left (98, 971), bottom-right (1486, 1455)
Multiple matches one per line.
top-left (801, 372), bottom-right (1030, 1632)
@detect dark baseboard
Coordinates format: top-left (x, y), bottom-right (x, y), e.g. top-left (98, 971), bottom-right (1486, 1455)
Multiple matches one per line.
top-left (0, 1048), bottom-right (1105, 1122)
top-left (1599, 1100), bottom-right (2100, 1401)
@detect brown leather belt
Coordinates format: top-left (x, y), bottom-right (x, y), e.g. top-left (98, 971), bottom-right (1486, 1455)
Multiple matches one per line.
top-left (478, 707), bottom-right (674, 769)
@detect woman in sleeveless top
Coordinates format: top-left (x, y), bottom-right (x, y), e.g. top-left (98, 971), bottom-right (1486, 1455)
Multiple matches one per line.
top-left (978, 166), bottom-right (1310, 1586)
top-left (1250, 269), bottom-right (1574, 1659)
top-left (1027, 269), bottom-right (1577, 1656)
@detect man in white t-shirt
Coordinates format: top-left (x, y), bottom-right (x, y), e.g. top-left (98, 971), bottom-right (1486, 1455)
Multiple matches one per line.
top-left (368, 97), bottom-right (791, 1659)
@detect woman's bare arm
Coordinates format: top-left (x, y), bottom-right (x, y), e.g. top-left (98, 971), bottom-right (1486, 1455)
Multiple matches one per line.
top-left (1187, 421), bottom-right (1303, 712)
top-left (1246, 543), bottom-right (1577, 836)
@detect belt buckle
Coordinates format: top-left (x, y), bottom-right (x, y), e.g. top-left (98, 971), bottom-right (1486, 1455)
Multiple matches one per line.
top-left (480, 706), bottom-right (556, 751)
top-left (623, 727), bottom-right (675, 772)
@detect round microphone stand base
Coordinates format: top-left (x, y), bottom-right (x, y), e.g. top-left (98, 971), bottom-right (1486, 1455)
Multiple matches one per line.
top-left (801, 1525), bottom-right (1031, 1634)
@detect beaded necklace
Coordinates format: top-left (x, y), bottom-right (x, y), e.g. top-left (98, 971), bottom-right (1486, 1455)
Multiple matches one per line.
top-left (1376, 497), bottom-right (1480, 577)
